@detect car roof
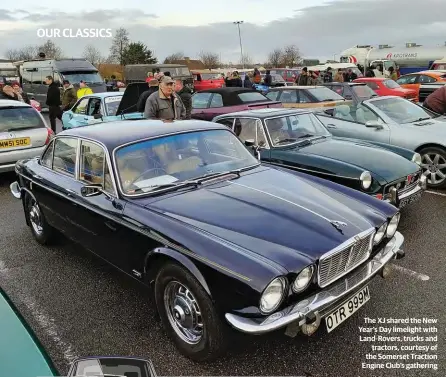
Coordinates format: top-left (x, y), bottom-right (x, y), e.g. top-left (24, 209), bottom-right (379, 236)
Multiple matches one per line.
top-left (355, 77), bottom-right (387, 82)
top-left (325, 82), bottom-right (366, 86)
top-left (58, 119), bottom-right (227, 152)
top-left (196, 87), bottom-right (257, 94)
top-left (0, 99), bottom-right (32, 108)
top-left (85, 92), bottom-right (124, 99)
top-left (214, 108), bottom-right (310, 118)
top-left (268, 86), bottom-right (324, 90)
top-left (403, 70), bottom-right (446, 76)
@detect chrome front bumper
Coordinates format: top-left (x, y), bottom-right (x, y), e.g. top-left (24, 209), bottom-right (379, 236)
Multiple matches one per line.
top-left (225, 231), bottom-right (404, 335)
top-left (385, 175), bottom-right (426, 206)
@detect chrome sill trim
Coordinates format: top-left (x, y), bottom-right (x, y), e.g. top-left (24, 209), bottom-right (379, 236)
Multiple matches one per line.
top-left (225, 231), bottom-right (403, 335)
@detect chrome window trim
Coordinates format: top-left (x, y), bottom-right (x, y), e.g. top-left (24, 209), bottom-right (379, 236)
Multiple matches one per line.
top-left (39, 135), bottom-right (119, 198)
top-left (263, 112), bottom-right (331, 147)
top-left (232, 116), bottom-right (270, 150)
top-left (39, 139), bottom-right (55, 169)
top-left (111, 127), bottom-right (254, 198)
top-left (318, 227), bottom-right (375, 288)
top-left (40, 136), bottom-right (79, 179)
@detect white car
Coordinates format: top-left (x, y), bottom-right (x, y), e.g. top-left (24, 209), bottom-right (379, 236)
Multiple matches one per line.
top-left (0, 100), bottom-right (54, 173)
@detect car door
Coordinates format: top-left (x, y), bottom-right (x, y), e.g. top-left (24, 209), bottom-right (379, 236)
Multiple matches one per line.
top-left (191, 92), bottom-right (213, 120)
top-left (32, 137), bottom-right (82, 239)
top-left (62, 97), bottom-right (90, 128)
top-left (71, 139), bottom-right (128, 267)
top-left (318, 102), bottom-right (391, 143)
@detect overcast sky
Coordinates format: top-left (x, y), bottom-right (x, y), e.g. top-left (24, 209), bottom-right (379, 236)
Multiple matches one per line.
top-left (1, 0), bottom-right (446, 63)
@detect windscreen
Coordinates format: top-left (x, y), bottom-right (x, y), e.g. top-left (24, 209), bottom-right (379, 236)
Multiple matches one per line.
top-left (351, 84), bottom-right (377, 98)
top-left (306, 87), bottom-right (345, 101)
top-left (60, 71), bottom-right (103, 84)
top-left (0, 106), bottom-right (45, 132)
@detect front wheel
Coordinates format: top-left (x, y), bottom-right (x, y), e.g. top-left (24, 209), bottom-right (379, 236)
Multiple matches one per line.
top-left (154, 263), bottom-right (227, 361)
top-left (419, 147), bottom-right (446, 188)
top-left (25, 194), bottom-right (54, 245)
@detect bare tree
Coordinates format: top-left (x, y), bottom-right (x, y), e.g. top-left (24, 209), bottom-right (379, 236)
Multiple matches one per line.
top-left (240, 53), bottom-right (253, 67)
top-left (267, 49), bottom-right (283, 67)
top-left (280, 45), bottom-right (301, 67)
top-left (83, 44), bottom-right (102, 66)
top-left (198, 51), bottom-right (220, 69)
top-left (164, 52), bottom-right (185, 64)
top-left (109, 27), bottom-right (130, 65)
top-left (38, 40), bottom-right (63, 59)
top-left (5, 46), bottom-right (39, 61)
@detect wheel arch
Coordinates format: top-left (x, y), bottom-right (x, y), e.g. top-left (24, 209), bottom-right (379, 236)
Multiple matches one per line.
top-left (414, 143), bottom-right (446, 153)
top-left (144, 247), bottom-right (212, 298)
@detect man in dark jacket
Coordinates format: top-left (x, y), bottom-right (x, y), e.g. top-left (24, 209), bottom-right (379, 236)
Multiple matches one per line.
top-left (263, 70), bottom-right (273, 86)
top-left (323, 67), bottom-right (333, 83)
top-left (45, 76), bottom-right (61, 133)
top-left (424, 85), bottom-right (446, 114)
top-left (296, 67), bottom-right (309, 85)
top-left (61, 80), bottom-right (77, 111)
top-left (136, 79), bottom-right (159, 112)
top-left (175, 79), bottom-right (192, 119)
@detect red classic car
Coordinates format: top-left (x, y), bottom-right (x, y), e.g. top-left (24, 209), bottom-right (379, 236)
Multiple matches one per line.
top-left (270, 68), bottom-right (301, 82)
top-left (353, 78), bottom-right (418, 102)
top-left (191, 70), bottom-right (225, 92)
top-left (191, 87), bottom-right (282, 121)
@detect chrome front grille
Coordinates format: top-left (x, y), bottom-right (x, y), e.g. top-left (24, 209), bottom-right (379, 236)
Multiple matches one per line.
top-left (384, 171), bottom-right (421, 196)
top-left (318, 229), bottom-right (374, 288)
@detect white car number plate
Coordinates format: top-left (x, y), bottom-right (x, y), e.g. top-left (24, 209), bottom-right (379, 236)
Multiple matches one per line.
top-left (325, 285), bottom-right (370, 333)
top-left (399, 191), bottom-right (422, 209)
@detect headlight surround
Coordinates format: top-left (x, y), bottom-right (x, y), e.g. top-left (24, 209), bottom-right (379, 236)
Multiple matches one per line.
top-left (259, 277), bottom-right (287, 314)
top-left (373, 223), bottom-right (387, 245)
top-left (411, 152), bottom-right (422, 165)
top-left (360, 171), bottom-right (372, 190)
top-left (386, 213), bottom-right (400, 238)
top-left (292, 265), bottom-right (314, 293)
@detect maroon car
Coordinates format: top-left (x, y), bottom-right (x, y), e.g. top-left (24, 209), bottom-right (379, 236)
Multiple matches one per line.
top-left (191, 87), bottom-right (282, 121)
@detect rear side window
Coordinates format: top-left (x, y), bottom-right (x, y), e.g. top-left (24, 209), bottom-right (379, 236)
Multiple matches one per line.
top-left (192, 92), bottom-right (212, 108)
top-left (238, 92), bottom-right (269, 102)
top-left (210, 94), bottom-right (223, 108)
top-left (41, 141), bottom-right (54, 168)
top-left (53, 138), bottom-right (78, 177)
top-left (266, 91), bottom-right (279, 101)
top-left (0, 106), bottom-right (45, 133)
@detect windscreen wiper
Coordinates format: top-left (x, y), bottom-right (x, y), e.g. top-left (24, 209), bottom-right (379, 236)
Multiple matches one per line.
top-left (276, 138), bottom-right (298, 144)
top-left (411, 117), bottom-right (431, 122)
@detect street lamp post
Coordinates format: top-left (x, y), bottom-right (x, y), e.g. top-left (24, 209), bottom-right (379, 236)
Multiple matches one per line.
top-left (233, 21), bottom-right (244, 69)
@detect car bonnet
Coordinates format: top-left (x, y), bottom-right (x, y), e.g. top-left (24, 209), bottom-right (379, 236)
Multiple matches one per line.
top-left (281, 137), bottom-right (419, 183)
top-left (146, 167), bottom-right (389, 265)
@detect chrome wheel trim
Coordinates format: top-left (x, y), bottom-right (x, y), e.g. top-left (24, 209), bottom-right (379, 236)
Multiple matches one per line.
top-left (29, 200), bottom-right (44, 236)
top-left (421, 153), bottom-right (446, 185)
top-left (163, 281), bottom-right (204, 345)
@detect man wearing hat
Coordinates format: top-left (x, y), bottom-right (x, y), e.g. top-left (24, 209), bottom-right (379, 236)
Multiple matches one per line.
top-left (144, 75), bottom-right (186, 120)
top-left (61, 80), bottom-right (77, 111)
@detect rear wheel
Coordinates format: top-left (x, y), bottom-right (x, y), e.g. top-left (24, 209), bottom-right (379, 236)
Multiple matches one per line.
top-left (154, 262), bottom-right (227, 361)
top-left (25, 194), bottom-right (54, 245)
top-left (419, 147), bottom-right (446, 188)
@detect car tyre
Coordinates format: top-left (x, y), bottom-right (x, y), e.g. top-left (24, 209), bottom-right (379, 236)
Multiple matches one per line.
top-left (419, 146), bottom-right (446, 188)
top-left (154, 262), bottom-right (227, 362)
top-left (25, 193), bottom-right (54, 245)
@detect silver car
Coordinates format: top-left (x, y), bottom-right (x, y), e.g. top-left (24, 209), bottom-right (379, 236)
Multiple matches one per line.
top-left (315, 96), bottom-right (446, 188)
top-left (0, 100), bottom-right (53, 173)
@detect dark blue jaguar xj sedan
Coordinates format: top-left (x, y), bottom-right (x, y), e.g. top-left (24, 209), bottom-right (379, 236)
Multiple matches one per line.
top-left (10, 119), bottom-right (405, 361)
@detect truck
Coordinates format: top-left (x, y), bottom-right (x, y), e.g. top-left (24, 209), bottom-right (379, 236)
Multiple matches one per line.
top-left (0, 61), bottom-right (19, 84)
top-left (123, 64), bottom-right (194, 90)
top-left (340, 43), bottom-right (446, 75)
top-left (14, 58), bottom-right (106, 108)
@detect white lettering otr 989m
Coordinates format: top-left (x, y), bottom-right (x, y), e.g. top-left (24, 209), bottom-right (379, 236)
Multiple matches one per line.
top-left (37, 28), bottom-right (113, 38)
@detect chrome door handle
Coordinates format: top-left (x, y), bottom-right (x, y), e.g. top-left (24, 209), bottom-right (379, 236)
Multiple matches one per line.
top-left (65, 188), bottom-right (76, 196)
top-left (326, 124), bottom-right (337, 129)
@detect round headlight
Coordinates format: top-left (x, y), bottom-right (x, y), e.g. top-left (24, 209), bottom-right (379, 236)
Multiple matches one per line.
top-left (412, 153), bottom-right (422, 165)
top-left (292, 266), bottom-right (314, 293)
top-left (360, 171), bottom-right (372, 189)
top-left (260, 277), bottom-right (287, 314)
top-left (386, 213), bottom-right (400, 238)
top-left (373, 223), bottom-right (387, 245)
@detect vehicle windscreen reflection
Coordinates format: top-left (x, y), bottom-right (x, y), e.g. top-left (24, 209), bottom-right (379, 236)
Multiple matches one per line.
top-left (265, 113), bottom-right (331, 147)
top-left (114, 129), bottom-right (259, 195)
top-left (372, 97), bottom-right (439, 123)
top-left (73, 357), bottom-right (151, 377)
